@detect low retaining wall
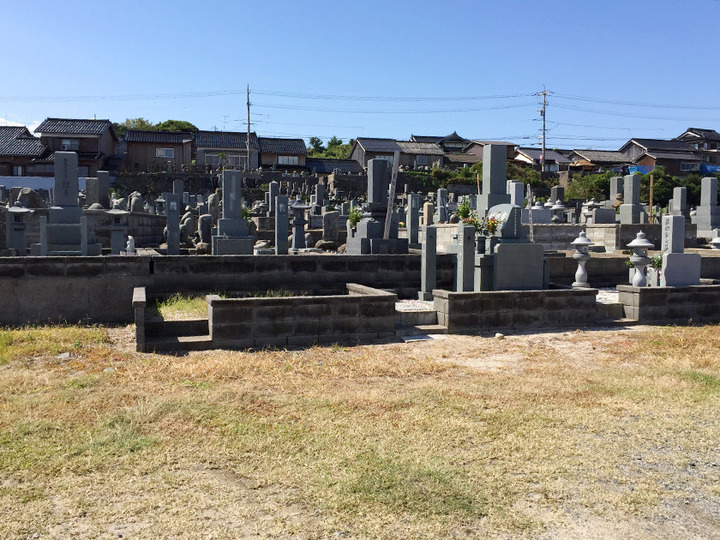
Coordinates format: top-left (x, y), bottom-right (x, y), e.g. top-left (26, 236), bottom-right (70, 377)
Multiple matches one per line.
top-left (209, 283), bottom-right (396, 349)
top-left (617, 284), bottom-right (720, 324)
top-left (433, 288), bottom-right (598, 333)
top-left (0, 254), bottom-right (455, 326)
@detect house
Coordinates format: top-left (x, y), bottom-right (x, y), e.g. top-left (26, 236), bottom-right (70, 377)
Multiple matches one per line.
top-left (675, 128), bottom-right (720, 167)
top-left (0, 126), bottom-right (46, 176)
top-left (305, 158), bottom-right (364, 178)
top-left (33, 118), bottom-right (118, 176)
top-left (350, 137), bottom-right (444, 169)
top-left (123, 130), bottom-right (193, 171)
top-left (567, 149), bottom-right (629, 172)
top-left (195, 130), bottom-right (259, 171)
top-left (618, 138), bottom-right (701, 176)
top-left (258, 137), bottom-right (307, 171)
top-left (514, 147), bottom-right (572, 172)
top-left (410, 132), bottom-right (469, 153)
top-left (463, 140), bottom-right (517, 162)
top-left (350, 138), bottom-right (402, 167)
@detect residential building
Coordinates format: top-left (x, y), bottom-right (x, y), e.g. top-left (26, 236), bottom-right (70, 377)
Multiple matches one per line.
top-left (195, 130), bottom-right (259, 171)
top-left (33, 118), bottom-right (118, 176)
top-left (675, 128), bottom-right (720, 166)
top-left (567, 149), bottom-right (629, 172)
top-left (463, 140), bottom-right (517, 162)
top-left (618, 138), bottom-right (701, 176)
top-left (305, 158), bottom-right (364, 179)
top-left (410, 132), bottom-right (469, 153)
top-left (514, 147), bottom-right (572, 172)
top-left (0, 127), bottom-right (46, 176)
top-left (396, 141), bottom-right (444, 168)
top-left (258, 137), bottom-right (307, 170)
top-left (123, 130), bottom-right (193, 171)
top-left (350, 138), bottom-right (402, 167)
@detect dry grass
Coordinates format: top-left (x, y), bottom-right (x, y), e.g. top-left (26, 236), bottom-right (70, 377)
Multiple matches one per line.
top-left (0, 324), bottom-right (719, 538)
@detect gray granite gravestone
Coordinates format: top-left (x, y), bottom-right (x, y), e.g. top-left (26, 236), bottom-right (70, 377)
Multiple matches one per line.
top-left (507, 181), bottom-right (524, 207)
top-left (550, 185), bottom-right (565, 204)
top-left (669, 186), bottom-right (688, 218)
top-left (619, 174), bottom-right (644, 225)
top-left (419, 225), bottom-right (437, 300)
top-left (275, 195), bottom-right (289, 254)
top-left (692, 177), bottom-right (720, 236)
top-left (163, 192), bottom-right (181, 255)
top-left (478, 144), bottom-right (510, 215)
top-left (212, 170), bottom-right (254, 255)
top-left (407, 193), bottom-right (421, 246)
top-left (610, 176), bottom-right (624, 204)
top-left (322, 211), bottom-right (339, 242)
top-left (661, 214), bottom-right (700, 286)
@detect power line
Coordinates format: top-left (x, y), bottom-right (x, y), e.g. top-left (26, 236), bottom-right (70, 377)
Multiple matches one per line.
top-left (554, 93), bottom-right (720, 111)
top-left (254, 102), bottom-right (535, 114)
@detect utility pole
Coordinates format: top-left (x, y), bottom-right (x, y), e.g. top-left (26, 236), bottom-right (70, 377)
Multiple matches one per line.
top-left (535, 87), bottom-right (551, 174)
top-left (246, 84), bottom-right (251, 172)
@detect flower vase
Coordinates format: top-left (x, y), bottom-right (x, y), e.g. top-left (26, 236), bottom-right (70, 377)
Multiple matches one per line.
top-left (485, 236), bottom-right (499, 254)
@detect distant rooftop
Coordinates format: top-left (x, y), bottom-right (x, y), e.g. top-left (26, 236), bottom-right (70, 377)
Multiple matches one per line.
top-left (35, 118), bottom-right (113, 136)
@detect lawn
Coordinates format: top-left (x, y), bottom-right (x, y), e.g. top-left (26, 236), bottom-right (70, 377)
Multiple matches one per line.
top-left (0, 323), bottom-right (718, 538)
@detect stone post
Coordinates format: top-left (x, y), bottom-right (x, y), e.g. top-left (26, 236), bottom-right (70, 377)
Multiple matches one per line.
top-left (275, 195), bottom-right (289, 254)
top-left (456, 223), bottom-right (475, 291)
top-left (407, 193), bottom-right (421, 245)
top-left (419, 225), bottom-right (437, 301)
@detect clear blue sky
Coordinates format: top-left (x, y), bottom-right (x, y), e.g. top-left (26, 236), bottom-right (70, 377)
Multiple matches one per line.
top-left (3, 0), bottom-right (720, 150)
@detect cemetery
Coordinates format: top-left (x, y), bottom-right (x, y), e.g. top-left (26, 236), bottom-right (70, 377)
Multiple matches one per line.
top-left (3, 146), bottom-right (720, 352)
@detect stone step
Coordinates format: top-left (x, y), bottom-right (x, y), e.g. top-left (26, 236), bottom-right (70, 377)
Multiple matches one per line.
top-left (395, 309), bottom-right (438, 327)
top-left (396, 324), bottom-right (448, 337)
top-left (145, 318), bottom-right (209, 338)
top-left (143, 335), bottom-right (213, 353)
top-left (596, 301), bottom-right (625, 320)
top-left (594, 318), bottom-right (640, 327)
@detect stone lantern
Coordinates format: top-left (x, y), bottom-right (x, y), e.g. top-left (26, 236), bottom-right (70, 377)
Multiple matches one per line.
top-left (551, 200), bottom-right (566, 223)
top-left (290, 199), bottom-right (311, 251)
top-left (107, 208), bottom-right (129, 255)
top-left (627, 231), bottom-right (654, 287)
top-left (571, 231), bottom-right (594, 288)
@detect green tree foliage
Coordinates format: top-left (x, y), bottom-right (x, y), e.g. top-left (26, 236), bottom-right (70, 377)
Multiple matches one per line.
top-left (307, 136), bottom-right (355, 159)
top-left (112, 118), bottom-right (198, 138)
top-left (566, 171), bottom-right (614, 201)
top-left (155, 119), bottom-right (198, 132)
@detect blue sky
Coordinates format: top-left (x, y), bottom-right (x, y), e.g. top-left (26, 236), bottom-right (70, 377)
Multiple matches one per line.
top-left (3, 0), bottom-right (720, 150)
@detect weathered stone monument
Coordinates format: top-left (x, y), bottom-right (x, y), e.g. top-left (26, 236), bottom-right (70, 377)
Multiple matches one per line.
top-left (163, 192), bottom-right (181, 255)
top-left (661, 215), bottom-right (701, 287)
top-left (275, 195), bottom-right (289, 254)
top-left (86, 171), bottom-right (110, 208)
top-left (478, 144), bottom-right (510, 215)
top-left (692, 177), bottom-right (720, 237)
top-left (407, 193), bottom-right (421, 247)
top-left (506, 181), bottom-right (524, 207)
top-left (619, 174), bottom-right (645, 225)
top-left (345, 159), bottom-right (408, 254)
top-left (212, 170), bottom-right (254, 255)
top-left (418, 225), bottom-right (437, 300)
top-left (669, 186), bottom-right (688, 219)
top-left (6, 206), bottom-right (32, 255)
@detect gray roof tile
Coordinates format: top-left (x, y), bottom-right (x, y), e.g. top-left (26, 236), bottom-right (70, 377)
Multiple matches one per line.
top-left (258, 137), bottom-right (307, 154)
top-left (125, 130), bottom-right (194, 144)
top-left (36, 117), bottom-right (113, 136)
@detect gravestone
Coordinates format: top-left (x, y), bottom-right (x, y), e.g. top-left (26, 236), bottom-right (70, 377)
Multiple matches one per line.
top-left (163, 192), bottom-right (181, 255)
top-left (435, 188), bottom-right (448, 223)
top-left (550, 185), bottom-right (565, 203)
top-left (290, 199), bottom-right (310, 250)
top-left (619, 174), bottom-right (644, 225)
top-left (418, 225), bottom-right (437, 301)
top-left (107, 209), bottom-right (128, 255)
top-left (173, 179), bottom-right (183, 196)
top-left (0, 186), bottom-right (7, 204)
top-left (423, 201), bottom-right (434, 226)
top-left (345, 159), bottom-right (408, 254)
top-left (506, 181), bottom-right (524, 207)
top-left (456, 223), bottom-right (475, 291)
top-left (407, 193), bottom-right (421, 246)
top-left (661, 214), bottom-right (700, 286)
top-left (478, 144), bottom-right (510, 215)
top-left (275, 195), bottom-right (289, 254)
top-left (7, 206), bottom-right (32, 255)
top-left (267, 181), bottom-right (279, 217)
top-left (609, 176), bottom-right (624, 204)
top-left (692, 176), bottom-right (720, 236)
top-left (669, 186), bottom-right (688, 218)
top-left (212, 170), bottom-right (254, 255)
top-left (32, 152), bottom-right (101, 256)
top-left (322, 211), bottom-right (339, 242)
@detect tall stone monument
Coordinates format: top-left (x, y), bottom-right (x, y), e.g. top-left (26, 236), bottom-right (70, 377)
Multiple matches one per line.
top-left (478, 144), bottom-right (510, 215)
top-left (661, 215), bottom-right (700, 286)
top-left (692, 176), bottom-right (720, 237)
top-left (619, 174), bottom-right (644, 225)
top-left (212, 170), bottom-right (254, 255)
top-left (345, 159), bottom-right (408, 254)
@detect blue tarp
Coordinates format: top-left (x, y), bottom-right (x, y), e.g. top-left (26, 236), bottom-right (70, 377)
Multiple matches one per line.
top-left (628, 165), bottom-right (653, 175)
top-left (701, 164), bottom-right (720, 174)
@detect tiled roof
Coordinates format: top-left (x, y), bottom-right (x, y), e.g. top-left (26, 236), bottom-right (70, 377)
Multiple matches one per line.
top-left (396, 141), bottom-right (444, 155)
top-left (570, 150), bottom-right (628, 164)
top-left (410, 135), bottom-right (444, 144)
top-left (443, 152), bottom-right (482, 164)
top-left (258, 137), bottom-right (307, 154)
top-left (516, 147), bottom-right (572, 164)
top-left (440, 131), bottom-right (469, 144)
top-left (679, 128), bottom-right (720, 142)
top-left (0, 126), bottom-right (28, 146)
top-left (33, 151), bottom-right (103, 163)
top-left (644, 151), bottom-right (702, 161)
top-left (305, 158), bottom-right (364, 174)
top-left (0, 127), bottom-right (46, 157)
top-left (125, 130), bottom-right (193, 144)
top-left (625, 138), bottom-right (695, 153)
top-left (356, 137), bottom-right (402, 153)
top-left (35, 118), bottom-right (113, 136)
top-left (195, 130), bottom-right (259, 150)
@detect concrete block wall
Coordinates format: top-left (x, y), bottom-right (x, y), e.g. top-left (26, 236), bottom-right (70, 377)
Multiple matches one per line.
top-left (548, 254), bottom-right (630, 288)
top-left (617, 284), bottom-right (720, 324)
top-left (433, 288), bottom-right (598, 333)
top-left (208, 283), bottom-right (396, 349)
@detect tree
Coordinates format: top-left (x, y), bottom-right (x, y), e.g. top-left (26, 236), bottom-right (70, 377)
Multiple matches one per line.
top-left (155, 119), bottom-right (198, 132)
top-left (308, 137), bottom-right (326, 156)
top-left (113, 117), bottom-right (155, 138)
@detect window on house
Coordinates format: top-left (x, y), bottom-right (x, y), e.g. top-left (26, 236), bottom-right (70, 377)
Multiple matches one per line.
top-left (206, 154), bottom-right (219, 167)
top-left (415, 155), bottom-right (429, 166)
top-left (60, 138), bottom-right (80, 151)
top-left (156, 148), bottom-right (175, 158)
top-left (12, 165), bottom-right (23, 176)
top-left (229, 155), bottom-right (244, 167)
top-left (278, 155), bottom-right (299, 165)
top-left (681, 162), bottom-right (700, 172)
